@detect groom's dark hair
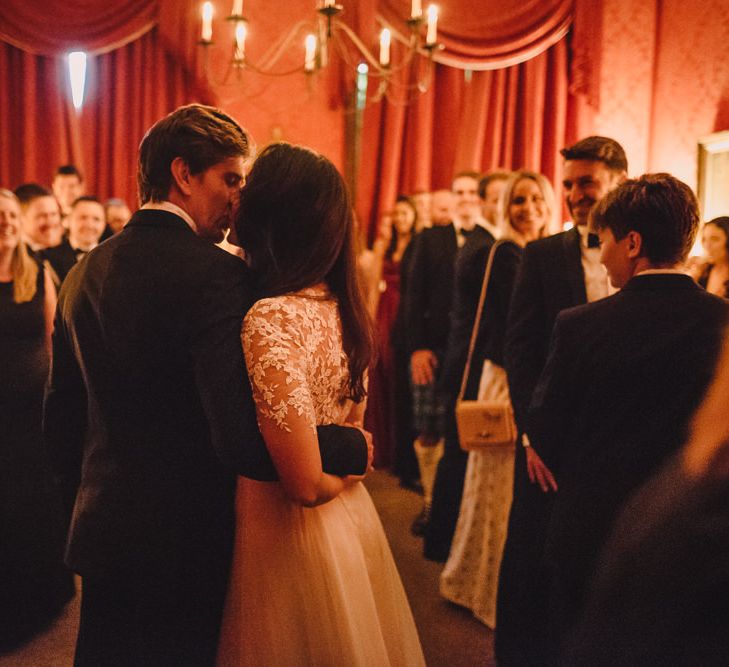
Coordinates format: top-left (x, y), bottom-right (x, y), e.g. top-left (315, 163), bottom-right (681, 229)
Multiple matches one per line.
top-left (236, 142), bottom-right (375, 403)
top-left (137, 104), bottom-right (250, 205)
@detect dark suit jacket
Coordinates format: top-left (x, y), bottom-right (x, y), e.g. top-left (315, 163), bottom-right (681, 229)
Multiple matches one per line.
top-left (44, 210), bottom-right (367, 577)
top-left (495, 228), bottom-right (584, 665)
top-left (439, 236), bottom-right (523, 402)
top-left (566, 455), bottom-right (729, 665)
top-left (403, 223), bottom-right (459, 357)
top-left (505, 227), bottom-right (584, 430)
top-left (529, 273), bottom-right (728, 647)
top-left (43, 237), bottom-right (80, 284)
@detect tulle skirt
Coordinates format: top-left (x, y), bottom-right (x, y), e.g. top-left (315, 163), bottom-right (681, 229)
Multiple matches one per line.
top-left (218, 479), bottom-right (425, 667)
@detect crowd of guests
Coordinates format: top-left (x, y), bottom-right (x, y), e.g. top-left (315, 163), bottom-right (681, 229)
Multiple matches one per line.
top-left (4, 129), bottom-right (729, 663)
top-left (362, 135), bottom-right (729, 663)
top-left (0, 166), bottom-right (131, 650)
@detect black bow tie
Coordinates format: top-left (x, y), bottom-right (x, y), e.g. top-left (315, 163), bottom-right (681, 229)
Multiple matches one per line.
top-left (587, 233), bottom-right (600, 249)
top-left (75, 249), bottom-right (88, 262)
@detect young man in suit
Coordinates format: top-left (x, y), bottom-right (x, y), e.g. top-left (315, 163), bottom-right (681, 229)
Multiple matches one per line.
top-left (52, 164), bottom-right (84, 220)
top-left (529, 173), bottom-right (728, 656)
top-left (496, 136), bottom-right (628, 665)
top-left (423, 172), bottom-right (506, 560)
top-left (44, 104), bottom-right (369, 666)
top-left (43, 196), bottom-right (106, 283)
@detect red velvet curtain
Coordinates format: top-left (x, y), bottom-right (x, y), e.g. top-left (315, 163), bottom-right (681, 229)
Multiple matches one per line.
top-left (379, 0), bottom-right (572, 68)
top-left (0, 0), bottom-right (156, 56)
top-left (356, 37), bottom-right (576, 237)
top-left (0, 29), bottom-right (207, 207)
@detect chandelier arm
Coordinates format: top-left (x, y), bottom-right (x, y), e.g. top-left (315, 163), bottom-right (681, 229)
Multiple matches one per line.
top-left (254, 19), bottom-right (314, 71)
top-left (332, 21), bottom-right (387, 74)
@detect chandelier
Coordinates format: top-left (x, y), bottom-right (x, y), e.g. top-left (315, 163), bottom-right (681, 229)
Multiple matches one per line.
top-left (197, 1), bottom-right (444, 103)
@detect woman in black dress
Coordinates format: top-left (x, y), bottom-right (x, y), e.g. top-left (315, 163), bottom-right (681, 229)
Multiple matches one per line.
top-left (0, 188), bottom-right (74, 651)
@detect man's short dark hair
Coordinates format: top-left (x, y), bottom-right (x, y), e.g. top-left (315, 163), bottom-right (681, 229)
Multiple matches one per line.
top-left (452, 170), bottom-right (481, 184)
top-left (478, 170), bottom-right (511, 199)
top-left (591, 173), bottom-right (699, 265)
top-left (14, 183), bottom-right (53, 206)
top-left (137, 104), bottom-right (251, 204)
top-left (560, 136), bottom-right (628, 173)
top-left (54, 164), bottom-right (83, 181)
top-left (71, 195), bottom-right (102, 209)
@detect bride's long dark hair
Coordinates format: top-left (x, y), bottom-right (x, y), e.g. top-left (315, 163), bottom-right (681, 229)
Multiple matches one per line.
top-left (235, 142), bottom-right (374, 403)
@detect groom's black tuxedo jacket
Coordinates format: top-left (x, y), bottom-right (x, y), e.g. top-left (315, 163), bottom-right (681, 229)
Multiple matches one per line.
top-left (44, 210), bottom-right (366, 577)
top-left (528, 272), bottom-right (729, 647)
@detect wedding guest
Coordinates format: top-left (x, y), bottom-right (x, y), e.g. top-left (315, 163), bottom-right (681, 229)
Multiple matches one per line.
top-left (412, 190), bottom-right (432, 230)
top-left (0, 188), bottom-right (74, 651)
top-left (99, 197), bottom-right (133, 241)
top-left (424, 171), bottom-right (499, 559)
top-left (14, 183), bottom-right (64, 251)
top-left (44, 196), bottom-right (106, 284)
top-left (365, 195), bottom-right (417, 470)
top-left (478, 170), bottom-right (511, 237)
top-left (440, 171), bottom-right (554, 627)
top-left (566, 331), bottom-right (729, 665)
top-left (529, 173), bottom-right (729, 657)
top-left (405, 184), bottom-right (460, 538)
top-left (697, 216), bottom-right (729, 298)
top-left (218, 142), bottom-right (425, 666)
top-left (52, 164), bottom-right (84, 219)
top-left (496, 137), bottom-right (627, 666)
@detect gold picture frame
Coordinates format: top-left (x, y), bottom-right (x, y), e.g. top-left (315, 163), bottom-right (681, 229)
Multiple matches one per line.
top-left (698, 130), bottom-right (729, 221)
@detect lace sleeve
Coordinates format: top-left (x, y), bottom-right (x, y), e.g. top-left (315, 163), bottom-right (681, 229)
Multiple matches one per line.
top-left (242, 299), bottom-right (317, 437)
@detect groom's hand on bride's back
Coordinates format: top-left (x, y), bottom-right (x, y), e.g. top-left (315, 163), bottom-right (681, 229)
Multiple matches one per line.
top-left (351, 425), bottom-right (374, 473)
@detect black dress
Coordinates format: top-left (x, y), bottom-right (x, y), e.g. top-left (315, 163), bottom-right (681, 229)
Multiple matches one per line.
top-left (0, 261), bottom-right (74, 652)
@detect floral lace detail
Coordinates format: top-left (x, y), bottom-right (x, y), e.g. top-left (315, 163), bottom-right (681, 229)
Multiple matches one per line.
top-left (242, 287), bottom-right (352, 435)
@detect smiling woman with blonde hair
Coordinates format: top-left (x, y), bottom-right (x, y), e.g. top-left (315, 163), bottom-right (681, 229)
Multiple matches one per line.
top-left (436, 169), bottom-right (555, 627)
top-left (0, 188), bottom-right (73, 650)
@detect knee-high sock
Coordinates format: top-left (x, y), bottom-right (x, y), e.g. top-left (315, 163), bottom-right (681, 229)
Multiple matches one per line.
top-left (413, 437), bottom-right (444, 506)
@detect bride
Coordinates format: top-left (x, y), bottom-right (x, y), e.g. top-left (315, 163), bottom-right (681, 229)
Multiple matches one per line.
top-left (217, 143), bottom-right (425, 666)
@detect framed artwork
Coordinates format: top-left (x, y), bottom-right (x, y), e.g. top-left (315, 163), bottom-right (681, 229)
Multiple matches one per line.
top-left (698, 130), bottom-right (729, 221)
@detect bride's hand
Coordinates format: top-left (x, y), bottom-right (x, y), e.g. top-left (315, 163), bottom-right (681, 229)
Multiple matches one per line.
top-left (342, 472), bottom-right (368, 488)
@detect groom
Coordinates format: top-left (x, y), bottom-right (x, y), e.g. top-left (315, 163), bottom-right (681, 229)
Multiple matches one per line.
top-left (44, 104), bottom-right (371, 666)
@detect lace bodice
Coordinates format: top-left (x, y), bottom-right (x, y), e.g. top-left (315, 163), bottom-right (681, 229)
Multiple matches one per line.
top-left (242, 287), bottom-right (354, 436)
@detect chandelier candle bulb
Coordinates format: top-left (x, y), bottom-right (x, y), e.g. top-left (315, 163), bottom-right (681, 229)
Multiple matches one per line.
top-left (201, 1), bottom-right (213, 41)
top-left (379, 28), bottom-right (391, 67)
top-left (411, 0), bottom-right (422, 18)
top-left (323, 0), bottom-right (336, 7)
top-left (234, 21), bottom-right (247, 60)
top-left (426, 4), bottom-right (438, 45)
top-left (231, 0), bottom-right (243, 16)
top-left (305, 34), bottom-right (317, 72)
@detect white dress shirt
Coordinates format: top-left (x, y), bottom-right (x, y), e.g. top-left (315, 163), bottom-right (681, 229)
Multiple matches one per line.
top-left (141, 201), bottom-right (197, 233)
top-left (577, 225), bottom-right (615, 302)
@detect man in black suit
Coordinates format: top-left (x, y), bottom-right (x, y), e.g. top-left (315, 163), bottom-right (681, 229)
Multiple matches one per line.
top-left (44, 104), bottom-right (369, 666)
top-left (423, 172), bottom-right (504, 560)
top-left (528, 173), bottom-right (728, 657)
top-left (567, 339), bottom-right (729, 665)
top-left (496, 136), bottom-right (627, 665)
top-left (43, 196), bottom-right (106, 284)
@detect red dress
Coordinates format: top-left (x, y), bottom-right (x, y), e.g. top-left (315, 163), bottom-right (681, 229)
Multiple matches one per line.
top-left (365, 257), bottom-right (402, 469)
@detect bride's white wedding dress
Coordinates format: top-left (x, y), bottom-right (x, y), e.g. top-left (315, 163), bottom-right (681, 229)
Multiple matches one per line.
top-left (217, 287), bottom-right (425, 667)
